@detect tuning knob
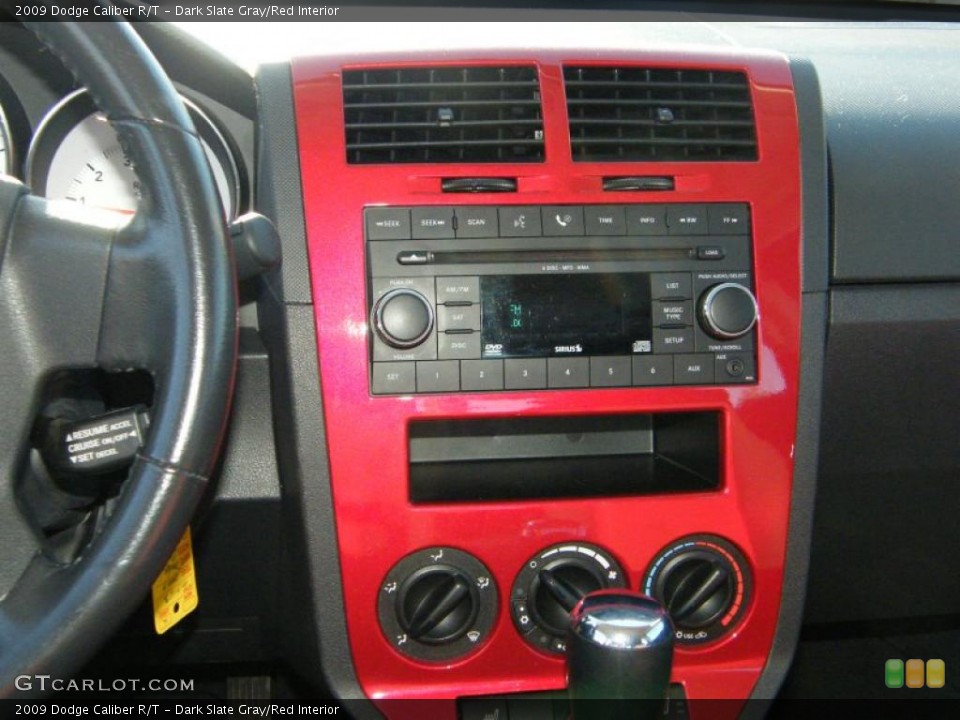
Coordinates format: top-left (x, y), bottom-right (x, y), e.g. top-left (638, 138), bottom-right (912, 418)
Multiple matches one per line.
top-left (698, 283), bottom-right (758, 340)
top-left (373, 288), bottom-right (434, 349)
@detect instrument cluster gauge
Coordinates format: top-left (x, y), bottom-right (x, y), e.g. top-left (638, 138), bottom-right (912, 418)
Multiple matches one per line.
top-left (27, 89), bottom-right (243, 218)
top-left (0, 102), bottom-right (12, 176)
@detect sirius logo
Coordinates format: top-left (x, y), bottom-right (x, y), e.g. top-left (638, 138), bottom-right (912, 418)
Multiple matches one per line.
top-left (554, 344), bottom-right (583, 354)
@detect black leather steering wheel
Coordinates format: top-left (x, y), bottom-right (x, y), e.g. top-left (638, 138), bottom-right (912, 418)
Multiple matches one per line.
top-left (0, 21), bottom-right (236, 693)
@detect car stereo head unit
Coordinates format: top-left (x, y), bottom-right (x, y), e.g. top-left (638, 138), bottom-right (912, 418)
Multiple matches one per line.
top-left (366, 204), bottom-right (757, 395)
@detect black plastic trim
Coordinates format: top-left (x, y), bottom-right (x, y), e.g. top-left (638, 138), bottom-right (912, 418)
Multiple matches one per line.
top-left (255, 63), bottom-right (312, 305)
top-left (254, 63), bottom-right (381, 717)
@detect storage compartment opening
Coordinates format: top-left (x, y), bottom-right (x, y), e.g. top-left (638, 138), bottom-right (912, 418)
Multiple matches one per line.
top-left (409, 412), bottom-right (720, 504)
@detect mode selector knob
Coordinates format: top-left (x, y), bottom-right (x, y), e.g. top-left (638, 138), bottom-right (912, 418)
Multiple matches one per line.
top-left (698, 283), bottom-right (758, 340)
top-left (373, 288), bottom-right (434, 349)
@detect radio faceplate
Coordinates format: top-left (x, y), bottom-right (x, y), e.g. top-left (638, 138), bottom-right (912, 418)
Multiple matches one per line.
top-left (367, 204), bottom-right (757, 395)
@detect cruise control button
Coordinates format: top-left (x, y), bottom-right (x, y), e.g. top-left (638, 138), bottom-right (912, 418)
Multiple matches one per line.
top-left (504, 359), bottom-right (547, 390)
top-left (438, 332), bottom-right (481, 360)
top-left (436, 276), bottom-right (480, 304)
top-left (499, 206), bottom-right (542, 237)
top-left (438, 305), bottom-right (480, 331)
top-left (590, 356), bottom-right (631, 387)
top-left (454, 207), bottom-right (499, 238)
top-left (548, 358), bottom-right (589, 388)
top-left (666, 205), bottom-right (708, 235)
top-left (651, 273), bottom-right (692, 299)
top-left (585, 205), bottom-right (626, 235)
top-left (461, 360), bottom-right (504, 391)
top-left (411, 207), bottom-right (455, 239)
top-left (708, 204), bottom-right (750, 235)
top-left (366, 208), bottom-right (411, 240)
top-left (632, 356), bottom-right (674, 386)
top-left (371, 362), bottom-right (416, 395)
top-left (654, 328), bottom-right (693, 354)
top-left (655, 300), bottom-right (693, 327)
top-left (416, 360), bottom-right (460, 393)
top-left (626, 205), bottom-right (667, 235)
top-left (674, 354), bottom-right (716, 385)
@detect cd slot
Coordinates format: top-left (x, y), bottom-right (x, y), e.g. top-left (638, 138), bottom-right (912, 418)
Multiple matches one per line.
top-left (409, 412), bottom-right (719, 503)
top-left (400, 247), bottom-right (694, 266)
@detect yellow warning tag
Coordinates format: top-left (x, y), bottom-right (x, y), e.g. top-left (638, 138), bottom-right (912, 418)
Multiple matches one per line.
top-left (151, 526), bottom-right (199, 635)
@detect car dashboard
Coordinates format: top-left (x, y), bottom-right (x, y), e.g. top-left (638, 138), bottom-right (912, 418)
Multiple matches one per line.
top-left (0, 13), bottom-right (959, 718)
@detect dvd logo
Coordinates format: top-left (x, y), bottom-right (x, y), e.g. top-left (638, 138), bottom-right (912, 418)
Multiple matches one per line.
top-left (554, 344), bottom-right (583, 354)
top-left (485, 343), bottom-right (504, 355)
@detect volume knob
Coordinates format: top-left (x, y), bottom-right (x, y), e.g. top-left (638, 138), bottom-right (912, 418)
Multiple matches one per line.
top-left (698, 283), bottom-right (758, 340)
top-left (373, 288), bottom-right (434, 349)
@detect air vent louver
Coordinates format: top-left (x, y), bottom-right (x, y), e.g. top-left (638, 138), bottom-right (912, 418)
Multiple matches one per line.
top-left (564, 67), bottom-right (757, 162)
top-left (343, 66), bottom-right (545, 164)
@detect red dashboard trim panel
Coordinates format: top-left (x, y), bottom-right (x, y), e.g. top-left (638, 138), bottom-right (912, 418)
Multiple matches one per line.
top-left (292, 48), bottom-right (802, 719)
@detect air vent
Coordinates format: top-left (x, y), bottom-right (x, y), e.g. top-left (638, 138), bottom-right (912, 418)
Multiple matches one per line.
top-left (343, 66), bottom-right (545, 164)
top-left (564, 66), bottom-right (757, 162)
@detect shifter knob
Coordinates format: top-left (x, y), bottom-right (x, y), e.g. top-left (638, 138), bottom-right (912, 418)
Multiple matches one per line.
top-left (567, 590), bottom-right (674, 720)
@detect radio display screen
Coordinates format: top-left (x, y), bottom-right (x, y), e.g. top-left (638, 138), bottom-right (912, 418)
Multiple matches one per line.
top-left (480, 273), bottom-right (653, 358)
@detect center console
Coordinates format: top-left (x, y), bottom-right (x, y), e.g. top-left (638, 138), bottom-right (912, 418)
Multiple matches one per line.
top-left (291, 47), bottom-right (806, 719)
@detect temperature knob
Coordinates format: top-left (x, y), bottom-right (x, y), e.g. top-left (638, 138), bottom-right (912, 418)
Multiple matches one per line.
top-left (643, 535), bottom-right (752, 645)
top-left (372, 288), bottom-right (434, 349)
top-left (698, 283), bottom-right (758, 340)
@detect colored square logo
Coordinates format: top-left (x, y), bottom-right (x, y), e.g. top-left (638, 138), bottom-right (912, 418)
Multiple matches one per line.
top-left (927, 659), bottom-right (945, 689)
top-left (906, 659), bottom-right (925, 688)
top-left (885, 659), bottom-right (904, 688)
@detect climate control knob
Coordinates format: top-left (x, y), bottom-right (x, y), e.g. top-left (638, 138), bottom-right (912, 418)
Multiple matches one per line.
top-left (698, 283), bottom-right (758, 340)
top-left (378, 547), bottom-right (497, 662)
top-left (643, 535), bottom-right (752, 645)
top-left (372, 288), bottom-right (434, 349)
top-left (512, 543), bottom-right (627, 655)
top-left (398, 566), bottom-right (477, 644)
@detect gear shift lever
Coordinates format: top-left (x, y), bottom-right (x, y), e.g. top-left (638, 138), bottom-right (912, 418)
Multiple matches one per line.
top-left (566, 589), bottom-right (674, 720)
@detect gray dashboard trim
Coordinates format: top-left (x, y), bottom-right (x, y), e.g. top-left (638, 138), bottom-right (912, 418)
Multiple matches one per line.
top-left (255, 63), bottom-right (313, 305)
top-left (254, 62), bottom-right (382, 717)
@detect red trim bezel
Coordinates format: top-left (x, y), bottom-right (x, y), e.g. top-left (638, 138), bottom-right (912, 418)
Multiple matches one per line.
top-left (293, 47), bottom-right (802, 720)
